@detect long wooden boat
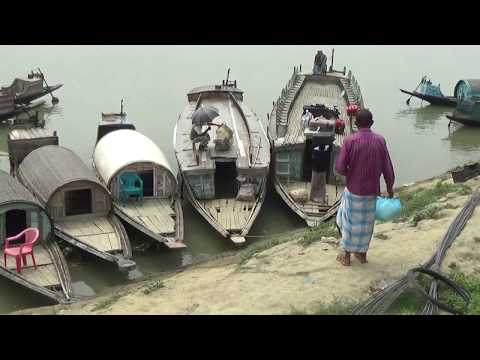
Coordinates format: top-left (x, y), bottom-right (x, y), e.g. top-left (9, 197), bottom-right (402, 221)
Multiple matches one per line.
top-left (268, 51), bottom-right (364, 227)
top-left (400, 77), bottom-right (456, 107)
top-left (1, 72), bottom-right (62, 105)
top-left (93, 112), bottom-right (185, 249)
top-left (174, 78), bottom-right (270, 244)
top-left (8, 129), bottom-right (136, 272)
top-left (0, 170), bottom-right (72, 303)
top-left (446, 79), bottom-right (480, 127)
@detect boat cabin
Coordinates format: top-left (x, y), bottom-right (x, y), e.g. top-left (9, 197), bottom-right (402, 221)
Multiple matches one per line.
top-left (0, 170), bottom-right (52, 246)
top-left (96, 106), bottom-right (136, 143)
top-left (17, 145), bottom-right (111, 221)
top-left (0, 170), bottom-right (72, 302)
top-left (94, 129), bottom-right (176, 202)
top-left (418, 79), bottom-right (444, 97)
top-left (0, 93), bottom-right (15, 118)
top-left (8, 128), bottom-right (59, 175)
top-left (453, 79), bottom-right (480, 117)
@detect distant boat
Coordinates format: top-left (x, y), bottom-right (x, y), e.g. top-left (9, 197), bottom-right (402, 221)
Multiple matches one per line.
top-left (400, 76), bottom-right (457, 107)
top-left (1, 69), bottom-right (62, 105)
top-left (268, 49), bottom-right (363, 227)
top-left (93, 110), bottom-right (185, 249)
top-left (8, 129), bottom-right (135, 272)
top-left (174, 75), bottom-right (270, 245)
top-left (0, 170), bottom-right (72, 303)
top-left (446, 79), bottom-right (480, 126)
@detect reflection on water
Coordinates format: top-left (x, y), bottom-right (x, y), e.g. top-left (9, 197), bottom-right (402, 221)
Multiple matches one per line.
top-left (396, 105), bottom-right (451, 134)
top-left (446, 123), bottom-right (480, 153)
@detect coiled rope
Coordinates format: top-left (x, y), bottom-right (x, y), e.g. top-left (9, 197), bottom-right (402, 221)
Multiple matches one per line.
top-left (352, 189), bottom-right (480, 315)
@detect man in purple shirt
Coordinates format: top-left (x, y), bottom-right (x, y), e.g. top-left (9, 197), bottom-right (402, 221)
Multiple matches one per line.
top-left (335, 109), bottom-right (395, 266)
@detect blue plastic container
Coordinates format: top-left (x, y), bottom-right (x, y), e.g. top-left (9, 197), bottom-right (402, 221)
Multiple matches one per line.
top-left (375, 197), bottom-right (402, 221)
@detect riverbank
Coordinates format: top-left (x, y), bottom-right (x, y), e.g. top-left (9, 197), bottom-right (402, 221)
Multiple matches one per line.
top-left (12, 172), bottom-right (480, 315)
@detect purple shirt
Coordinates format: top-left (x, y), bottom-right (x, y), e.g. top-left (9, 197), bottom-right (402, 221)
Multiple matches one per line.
top-left (335, 128), bottom-right (395, 196)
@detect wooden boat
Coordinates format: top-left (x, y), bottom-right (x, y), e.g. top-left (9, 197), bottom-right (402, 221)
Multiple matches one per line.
top-left (400, 76), bottom-right (457, 107)
top-left (8, 128), bottom-right (135, 271)
top-left (174, 77), bottom-right (270, 244)
top-left (0, 170), bottom-right (72, 303)
top-left (0, 91), bottom-right (46, 122)
top-left (93, 111), bottom-right (185, 249)
top-left (1, 70), bottom-right (62, 105)
top-left (267, 50), bottom-right (364, 227)
top-left (446, 79), bottom-right (480, 126)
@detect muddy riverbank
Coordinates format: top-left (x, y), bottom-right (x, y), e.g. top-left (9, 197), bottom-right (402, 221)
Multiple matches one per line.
top-left (12, 170), bottom-right (480, 315)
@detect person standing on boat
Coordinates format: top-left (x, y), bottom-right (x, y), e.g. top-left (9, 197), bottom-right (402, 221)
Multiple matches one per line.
top-left (334, 108), bottom-right (395, 266)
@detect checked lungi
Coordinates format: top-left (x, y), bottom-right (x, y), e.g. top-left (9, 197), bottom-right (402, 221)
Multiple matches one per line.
top-left (336, 188), bottom-right (377, 253)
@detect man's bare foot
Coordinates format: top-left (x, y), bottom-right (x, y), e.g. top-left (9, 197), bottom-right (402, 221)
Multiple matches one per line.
top-left (354, 252), bottom-right (368, 264)
top-left (336, 251), bottom-right (351, 266)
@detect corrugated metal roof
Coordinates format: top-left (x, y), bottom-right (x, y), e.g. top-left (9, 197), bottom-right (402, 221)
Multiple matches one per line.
top-left (93, 129), bottom-right (175, 186)
top-left (18, 145), bottom-right (105, 203)
top-left (0, 170), bottom-right (42, 207)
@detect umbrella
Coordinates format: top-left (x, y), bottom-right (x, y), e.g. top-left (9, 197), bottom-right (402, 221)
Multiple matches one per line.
top-left (192, 105), bottom-right (220, 126)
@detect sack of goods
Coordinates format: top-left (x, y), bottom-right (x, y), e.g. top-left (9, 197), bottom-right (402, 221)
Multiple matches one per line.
top-left (375, 197), bottom-right (402, 221)
top-left (309, 117), bottom-right (335, 133)
top-left (214, 123), bottom-right (234, 151)
top-left (288, 188), bottom-right (309, 203)
top-left (237, 183), bottom-right (256, 202)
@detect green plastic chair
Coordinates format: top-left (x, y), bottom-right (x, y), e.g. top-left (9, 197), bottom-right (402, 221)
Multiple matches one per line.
top-left (119, 172), bottom-right (144, 203)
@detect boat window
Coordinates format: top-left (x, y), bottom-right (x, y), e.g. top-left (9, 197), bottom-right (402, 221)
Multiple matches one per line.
top-left (5, 209), bottom-right (27, 238)
top-left (65, 189), bottom-right (92, 216)
top-left (138, 170), bottom-right (154, 197)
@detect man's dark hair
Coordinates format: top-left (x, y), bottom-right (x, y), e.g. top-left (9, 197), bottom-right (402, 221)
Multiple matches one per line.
top-left (356, 108), bottom-right (373, 128)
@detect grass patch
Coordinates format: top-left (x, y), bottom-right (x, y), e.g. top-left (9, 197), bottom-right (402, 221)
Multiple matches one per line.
top-left (290, 299), bottom-right (356, 315)
top-left (298, 222), bottom-right (339, 248)
top-left (410, 205), bottom-right (442, 226)
top-left (375, 233), bottom-right (389, 240)
top-left (394, 181), bottom-right (472, 224)
top-left (438, 272), bottom-right (480, 315)
top-left (237, 236), bottom-right (291, 266)
top-left (91, 293), bottom-right (123, 312)
top-left (142, 280), bottom-right (165, 295)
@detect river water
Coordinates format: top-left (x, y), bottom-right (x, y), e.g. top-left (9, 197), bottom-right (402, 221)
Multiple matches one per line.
top-left (1, 45), bottom-right (480, 313)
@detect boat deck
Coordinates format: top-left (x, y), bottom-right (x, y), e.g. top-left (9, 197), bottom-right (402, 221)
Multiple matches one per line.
top-left (0, 245), bottom-right (60, 288)
top-left (282, 78), bottom-right (352, 146)
top-left (56, 215), bottom-right (122, 253)
top-left (175, 91), bottom-right (270, 173)
top-left (115, 198), bottom-right (176, 235)
top-left (200, 198), bottom-right (256, 232)
top-left (282, 181), bottom-right (344, 214)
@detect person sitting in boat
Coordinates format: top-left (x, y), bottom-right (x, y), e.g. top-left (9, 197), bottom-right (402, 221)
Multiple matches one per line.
top-left (191, 123), bottom-right (212, 152)
top-left (335, 108), bottom-right (395, 267)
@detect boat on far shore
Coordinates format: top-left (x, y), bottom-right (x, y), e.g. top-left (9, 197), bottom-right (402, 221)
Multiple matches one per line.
top-left (1, 69), bottom-right (62, 105)
top-left (446, 79), bottom-right (480, 127)
top-left (400, 76), bottom-right (457, 107)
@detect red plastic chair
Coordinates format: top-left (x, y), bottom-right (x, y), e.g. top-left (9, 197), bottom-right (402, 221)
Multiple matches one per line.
top-left (3, 228), bottom-right (39, 274)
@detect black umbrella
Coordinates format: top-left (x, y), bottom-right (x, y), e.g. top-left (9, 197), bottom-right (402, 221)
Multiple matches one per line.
top-left (192, 105), bottom-right (220, 126)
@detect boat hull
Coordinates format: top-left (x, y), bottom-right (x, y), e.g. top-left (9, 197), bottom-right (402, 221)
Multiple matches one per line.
top-left (446, 113), bottom-right (480, 127)
top-left (14, 84), bottom-right (63, 105)
top-left (400, 89), bottom-right (457, 107)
